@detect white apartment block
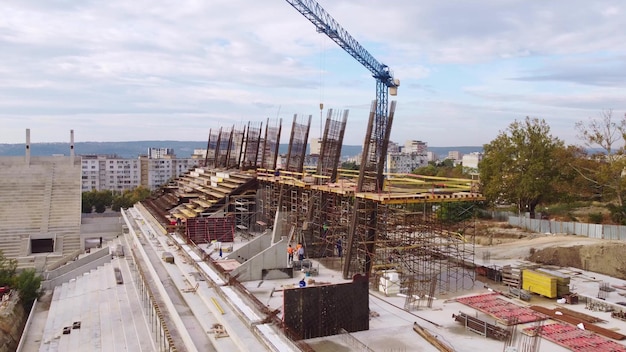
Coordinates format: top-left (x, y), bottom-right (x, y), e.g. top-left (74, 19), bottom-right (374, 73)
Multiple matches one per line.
top-left (309, 138), bottom-right (322, 155)
top-left (447, 150), bottom-right (462, 161)
top-left (149, 147), bottom-right (175, 159)
top-left (385, 152), bottom-right (428, 174)
top-left (81, 155), bottom-right (141, 192)
top-left (403, 140), bottom-right (427, 154)
top-left (462, 152), bottom-right (483, 174)
top-left (141, 157), bottom-right (197, 190)
top-left (81, 153), bottom-right (197, 192)
top-left (387, 141), bottom-right (401, 153)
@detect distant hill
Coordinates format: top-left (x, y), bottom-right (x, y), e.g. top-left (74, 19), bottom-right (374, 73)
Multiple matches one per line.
top-left (0, 141), bottom-right (482, 159)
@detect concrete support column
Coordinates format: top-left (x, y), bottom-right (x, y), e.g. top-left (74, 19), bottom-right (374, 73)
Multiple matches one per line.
top-left (25, 128), bottom-right (31, 165)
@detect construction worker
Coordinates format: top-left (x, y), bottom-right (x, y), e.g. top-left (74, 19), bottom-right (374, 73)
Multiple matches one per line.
top-left (287, 244), bottom-right (294, 264)
top-left (297, 243), bottom-right (305, 261)
top-left (336, 238), bottom-right (342, 257)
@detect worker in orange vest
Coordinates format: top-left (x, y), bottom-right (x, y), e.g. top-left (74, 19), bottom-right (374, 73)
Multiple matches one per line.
top-left (287, 244), bottom-right (294, 264)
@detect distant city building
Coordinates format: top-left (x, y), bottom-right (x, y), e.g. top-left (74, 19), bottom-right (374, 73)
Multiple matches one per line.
top-left (447, 150), bottom-right (462, 161)
top-left (385, 140), bottom-right (429, 174)
top-left (81, 149), bottom-right (196, 192)
top-left (81, 154), bottom-right (141, 192)
top-left (427, 151), bottom-right (438, 162)
top-left (148, 147), bottom-right (175, 159)
top-left (462, 152), bottom-right (483, 174)
top-left (309, 138), bottom-right (322, 155)
top-left (387, 141), bottom-right (401, 153)
top-left (386, 152), bottom-right (428, 174)
top-left (191, 149), bottom-right (208, 159)
top-left (403, 140), bottom-right (427, 154)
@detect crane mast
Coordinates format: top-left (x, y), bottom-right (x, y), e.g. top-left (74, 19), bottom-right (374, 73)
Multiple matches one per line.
top-left (286, 0), bottom-right (400, 279)
top-left (285, 0), bottom-right (399, 171)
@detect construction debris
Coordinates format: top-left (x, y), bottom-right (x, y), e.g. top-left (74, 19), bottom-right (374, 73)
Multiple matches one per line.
top-left (452, 311), bottom-right (510, 341)
top-left (412, 322), bottom-right (454, 352)
top-left (208, 323), bottom-right (229, 338)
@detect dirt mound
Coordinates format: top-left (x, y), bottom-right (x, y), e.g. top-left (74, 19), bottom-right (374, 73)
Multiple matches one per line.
top-left (527, 242), bottom-right (626, 280)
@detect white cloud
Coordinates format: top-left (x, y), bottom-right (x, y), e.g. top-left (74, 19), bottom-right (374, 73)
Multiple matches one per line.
top-left (1, 0), bottom-right (626, 149)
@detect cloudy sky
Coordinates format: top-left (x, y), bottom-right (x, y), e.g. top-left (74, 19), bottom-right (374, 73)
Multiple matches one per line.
top-left (1, 0), bottom-right (625, 147)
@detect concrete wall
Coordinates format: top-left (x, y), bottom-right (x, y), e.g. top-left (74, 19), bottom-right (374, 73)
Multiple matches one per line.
top-left (229, 237), bottom-right (289, 281)
top-left (41, 247), bottom-right (112, 290)
top-left (226, 230), bottom-right (271, 263)
top-left (81, 215), bottom-right (123, 237)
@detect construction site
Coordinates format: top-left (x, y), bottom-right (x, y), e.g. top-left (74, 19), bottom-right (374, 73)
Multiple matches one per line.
top-left (139, 97), bottom-right (483, 335)
top-left (7, 0), bottom-right (626, 351)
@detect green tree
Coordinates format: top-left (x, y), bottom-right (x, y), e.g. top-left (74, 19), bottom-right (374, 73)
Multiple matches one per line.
top-left (111, 186), bottom-right (152, 211)
top-left (0, 251), bottom-right (17, 287)
top-left (575, 109), bottom-right (626, 206)
top-left (82, 191), bottom-right (94, 213)
top-left (13, 269), bottom-right (43, 307)
top-left (340, 161), bottom-right (359, 170)
top-left (412, 164), bottom-right (437, 176)
top-left (436, 202), bottom-right (474, 223)
top-left (552, 145), bottom-right (601, 202)
top-left (480, 117), bottom-right (564, 218)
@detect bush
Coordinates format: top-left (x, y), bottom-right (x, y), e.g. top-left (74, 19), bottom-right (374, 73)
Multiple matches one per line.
top-left (13, 269), bottom-right (43, 307)
top-left (588, 212), bottom-right (603, 224)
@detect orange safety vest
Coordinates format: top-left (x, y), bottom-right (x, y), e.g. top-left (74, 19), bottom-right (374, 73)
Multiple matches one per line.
top-left (287, 247), bottom-right (294, 254)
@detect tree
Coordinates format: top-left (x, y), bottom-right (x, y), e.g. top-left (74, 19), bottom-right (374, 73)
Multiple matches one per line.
top-left (81, 191), bottom-right (94, 213)
top-left (340, 161), bottom-right (359, 170)
top-left (550, 145), bottom-right (599, 203)
top-left (111, 186), bottom-right (152, 211)
top-left (0, 251), bottom-right (17, 287)
top-left (13, 269), bottom-right (43, 307)
top-left (575, 109), bottom-right (626, 206)
top-left (480, 117), bottom-right (564, 218)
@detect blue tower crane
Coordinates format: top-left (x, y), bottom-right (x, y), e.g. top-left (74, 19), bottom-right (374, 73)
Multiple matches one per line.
top-left (284, 0), bottom-right (399, 145)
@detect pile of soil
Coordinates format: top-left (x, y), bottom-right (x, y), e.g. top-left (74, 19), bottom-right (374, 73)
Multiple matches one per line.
top-left (472, 219), bottom-right (626, 280)
top-left (528, 243), bottom-right (626, 280)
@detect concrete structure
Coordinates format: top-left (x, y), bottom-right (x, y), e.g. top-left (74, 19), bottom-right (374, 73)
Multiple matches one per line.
top-left (12, 130), bottom-right (626, 351)
top-left (0, 130), bottom-right (82, 270)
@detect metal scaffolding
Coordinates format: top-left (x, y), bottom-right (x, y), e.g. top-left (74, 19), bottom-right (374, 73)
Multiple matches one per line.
top-left (316, 109), bottom-right (348, 184)
top-left (149, 104), bottom-right (482, 301)
top-left (241, 121), bottom-right (263, 170)
top-left (260, 118), bottom-right (282, 170)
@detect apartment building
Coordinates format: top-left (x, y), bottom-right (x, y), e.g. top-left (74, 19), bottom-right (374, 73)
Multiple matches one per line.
top-left (461, 152), bottom-right (483, 174)
top-left (139, 155), bottom-right (196, 190)
top-left (81, 155), bottom-right (141, 192)
top-left (385, 152), bottom-right (428, 174)
top-left (81, 150), bottom-right (197, 192)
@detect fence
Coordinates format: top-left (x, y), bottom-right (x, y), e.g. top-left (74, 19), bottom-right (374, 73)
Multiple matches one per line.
top-left (490, 211), bottom-right (626, 241)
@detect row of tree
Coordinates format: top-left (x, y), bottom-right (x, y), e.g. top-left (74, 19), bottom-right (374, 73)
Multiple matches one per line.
top-left (82, 187), bottom-right (151, 213)
top-left (479, 110), bottom-right (626, 222)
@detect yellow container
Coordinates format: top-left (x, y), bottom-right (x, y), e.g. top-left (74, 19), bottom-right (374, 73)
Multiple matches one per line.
top-left (522, 269), bottom-right (557, 298)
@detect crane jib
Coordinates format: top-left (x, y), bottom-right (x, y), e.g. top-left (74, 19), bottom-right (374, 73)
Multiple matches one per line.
top-left (285, 0), bottom-right (398, 90)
